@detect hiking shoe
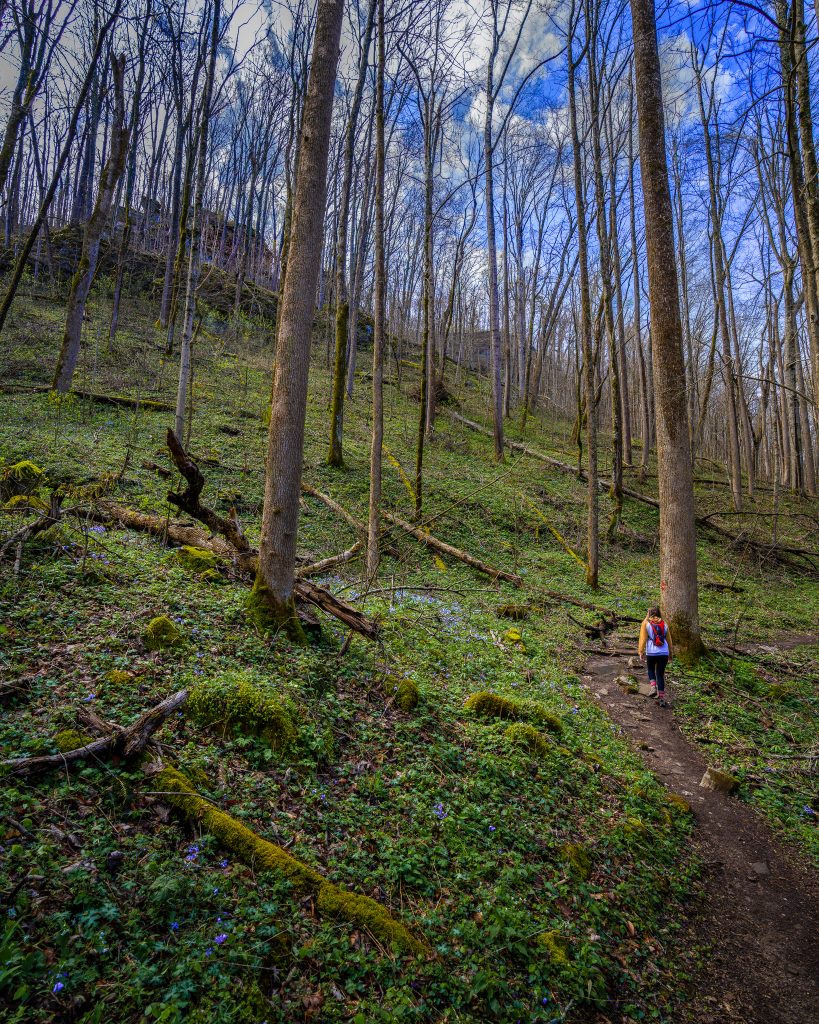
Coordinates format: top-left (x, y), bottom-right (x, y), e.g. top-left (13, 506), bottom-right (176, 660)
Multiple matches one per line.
top-left (649, 684), bottom-right (658, 699)
top-left (658, 698), bottom-right (670, 709)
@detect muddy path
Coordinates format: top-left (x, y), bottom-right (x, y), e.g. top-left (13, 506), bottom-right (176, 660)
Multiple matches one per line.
top-left (580, 643), bottom-right (819, 1024)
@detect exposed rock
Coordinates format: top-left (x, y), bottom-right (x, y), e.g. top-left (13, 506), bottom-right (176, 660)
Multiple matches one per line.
top-left (700, 767), bottom-right (739, 794)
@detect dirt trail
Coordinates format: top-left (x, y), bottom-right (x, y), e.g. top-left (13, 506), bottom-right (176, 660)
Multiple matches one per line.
top-left (580, 643), bottom-right (819, 1024)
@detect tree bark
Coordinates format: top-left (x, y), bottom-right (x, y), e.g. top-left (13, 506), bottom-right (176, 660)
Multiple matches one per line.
top-left (367, 0), bottom-right (385, 580)
top-left (629, 0), bottom-right (702, 659)
top-left (252, 0), bottom-right (345, 640)
top-left (53, 54), bottom-right (129, 393)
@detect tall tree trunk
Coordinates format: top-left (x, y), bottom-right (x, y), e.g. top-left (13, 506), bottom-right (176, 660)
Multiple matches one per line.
top-left (327, 0), bottom-right (376, 466)
top-left (567, 4), bottom-right (598, 588)
top-left (174, 0), bottom-right (221, 442)
top-left (630, 0), bottom-right (702, 659)
top-left (367, 0), bottom-right (385, 580)
top-left (53, 54), bottom-right (129, 393)
top-left (484, 43), bottom-right (504, 461)
top-left (251, 0), bottom-right (345, 639)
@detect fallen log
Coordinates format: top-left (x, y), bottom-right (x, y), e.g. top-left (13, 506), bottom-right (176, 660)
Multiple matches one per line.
top-left (453, 411), bottom-right (818, 572)
top-left (3, 382), bottom-right (173, 412)
top-left (91, 502), bottom-right (379, 640)
top-left (3, 689), bottom-right (189, 777)
top-left (150, 765), bottom-right (428, 955)
top-left (301, 483), bottom-right (400, 559)
top-left (381, 511), bottom-right (522, 586)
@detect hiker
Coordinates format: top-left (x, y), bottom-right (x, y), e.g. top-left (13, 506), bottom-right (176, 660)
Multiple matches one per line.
top-left (638, 606), bottom-right (673, 708)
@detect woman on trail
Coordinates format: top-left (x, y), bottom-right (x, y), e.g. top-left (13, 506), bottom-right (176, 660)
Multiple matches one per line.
top-left (638, 606), bottom-right (673, 708)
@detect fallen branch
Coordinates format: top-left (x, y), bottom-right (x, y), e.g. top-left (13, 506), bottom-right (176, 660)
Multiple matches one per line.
top-left (296, 540), bottom-right (363, 578)
top-left (453, 412), bottom-right (818, 572)
top-left (381, 511), bottom-right (522, 586)
top-left (150, 766), bottom-right (428, 955)
top-left (3, 689), bottom-right (189, 777)
top-left (90, 502), bottom-right (378, 640)
top-left (4, 382), bottom-right (173, 411)
top-left (166, 429), bottom-right (250, 551)
top-left (0, 493), bottom-right (63, 562)
top-left (301, 483), bottom-right (400, 559)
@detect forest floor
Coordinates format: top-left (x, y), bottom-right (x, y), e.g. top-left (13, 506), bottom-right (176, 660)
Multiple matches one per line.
top-left (0, 283), bottom-right (818, 1023)
top-left (581, 639), bottom-right (819, 1024)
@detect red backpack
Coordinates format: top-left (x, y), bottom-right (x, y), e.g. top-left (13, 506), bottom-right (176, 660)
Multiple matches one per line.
top-left (648, 620), bottom-right (667, 646)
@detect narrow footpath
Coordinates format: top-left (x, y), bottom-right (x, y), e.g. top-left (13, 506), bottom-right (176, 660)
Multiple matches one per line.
top-left (581, 644), bottom-right (819, 1024)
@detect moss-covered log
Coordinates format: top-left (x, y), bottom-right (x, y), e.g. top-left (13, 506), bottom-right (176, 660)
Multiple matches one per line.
top-left (153, 766), bottom-right (429, 956)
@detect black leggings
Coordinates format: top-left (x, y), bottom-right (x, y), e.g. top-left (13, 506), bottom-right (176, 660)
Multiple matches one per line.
top-left (646, 655), bottom-right (668, 692)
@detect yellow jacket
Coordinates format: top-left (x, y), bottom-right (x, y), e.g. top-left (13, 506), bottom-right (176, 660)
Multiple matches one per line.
top-left (638, 617), bottom-right (673, 658)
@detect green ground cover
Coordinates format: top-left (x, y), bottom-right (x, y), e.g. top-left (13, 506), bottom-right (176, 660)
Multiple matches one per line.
top-left (1, 285), bottom-right (816, 1022)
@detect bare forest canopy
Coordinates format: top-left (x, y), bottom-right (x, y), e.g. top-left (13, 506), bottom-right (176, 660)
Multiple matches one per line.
top-left (2, 1), bottom-right (819, 1022)
top-left (0, 0), bottom-right (816, 503)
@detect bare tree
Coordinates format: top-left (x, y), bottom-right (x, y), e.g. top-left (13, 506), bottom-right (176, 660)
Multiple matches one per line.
top-left (251, 0), bottom-right (345, 639)
top-left (629, 0), bottom-right (702, 658)
top-left (53, 52), bottom-right (130, 393)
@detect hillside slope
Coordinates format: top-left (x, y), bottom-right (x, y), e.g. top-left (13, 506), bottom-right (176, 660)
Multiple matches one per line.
top-left (1, 291), bottom-right (817, 1023)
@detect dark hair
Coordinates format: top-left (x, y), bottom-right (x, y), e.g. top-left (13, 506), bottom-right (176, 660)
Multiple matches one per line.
top-left (648, 606), bottom-right (661, 619)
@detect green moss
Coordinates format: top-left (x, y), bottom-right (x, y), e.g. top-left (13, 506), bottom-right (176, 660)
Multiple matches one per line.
top-left (0, 460), bottom-right (44, 498)
top-left (767, 682), bottom-right (795, 700)
top-left (247, 578), bottom-right (307, 644)
top-left (496, 604), bottom-right (530, 620)
top-left (143, 615), bottom-right (183, 650)
top-left (536, 929), bottom-right (571, 965)
top-left (560, 842), bottom-right (592, 880)
top-left (155, 767), bottom-right (427, 955)
top-left (621, 816), bottom-right (652, 847)
top-left (54, 729), bottom-right (92, 752)
top-left (504, 722), bottom-right (551, 757)
top-left (464, 692), bottom-right (563, 734)
top-left (107, 669), bottom-right (135, 686)
top-left (317, 885), bottom-right (427, 955)
top-left (174, 545), bottom-right (222, 575)
top-left (666, 793), bottom-right (693, 815)
top-left (187, 673), bottom-right (296, 749)
top-left (383, 674), bottom-right (419, 711)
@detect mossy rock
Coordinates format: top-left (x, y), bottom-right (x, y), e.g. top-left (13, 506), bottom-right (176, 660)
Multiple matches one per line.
top-left (464, 692), bottom-right (563, 734)
top-left (560, 842), bottom-right (592, 880)
top-left (504, 627), bottom-right (525, 649)
top-left (174, 545), bottom-right (223, 576)
top-left (504, 722), bottom-right (551, 758)
top-left (3, 493), bottom-right (49, 512)
top-left (699, 767), bottom-right (739, 793)
top-left (155, 766), bottom-right (428, 955)
top-left (383, 674), bottom-right (419, 711)
top-left (496, 604), bottom-right (530, 620)
top-left (107, 669), bottom-right (135, 686)
top-left (666, 793), bottom-right (693, 816)
top-left (537, 929), bottom-right (571, 965)
top-left (144, 615), bottom-right (183, 650)
top-left (54, 729), bottom-right (92, 753)
top-left (187, 673), bottom-right (297, 749)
